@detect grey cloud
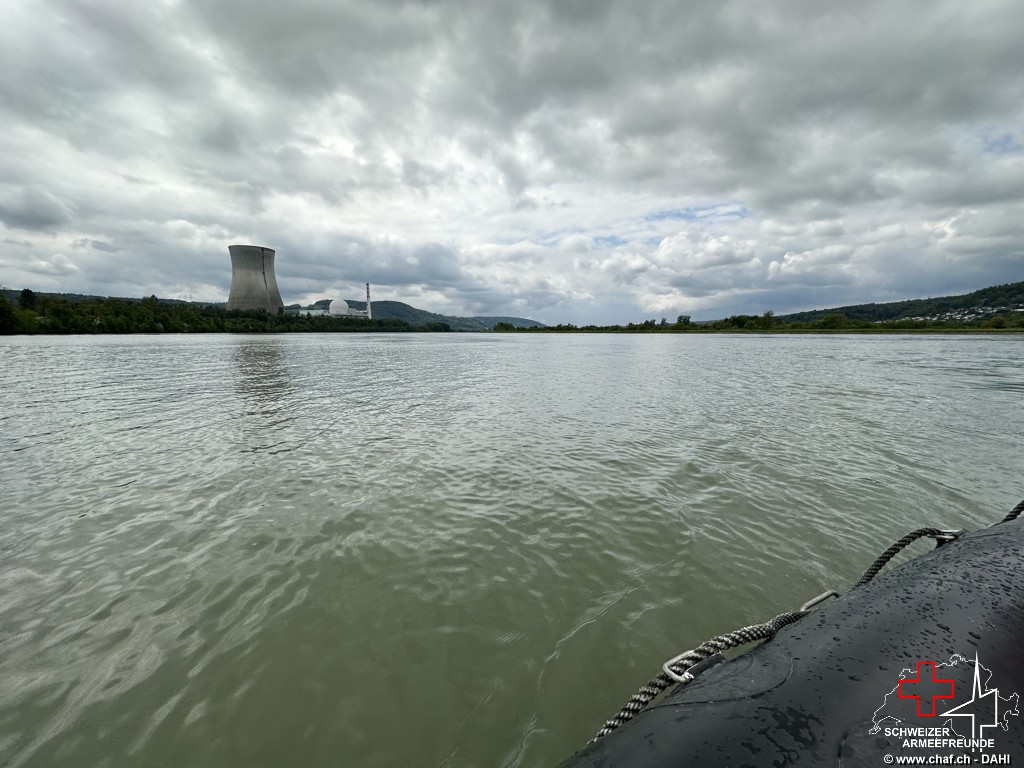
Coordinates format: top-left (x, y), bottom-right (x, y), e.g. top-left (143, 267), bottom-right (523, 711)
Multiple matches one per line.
top-left (182, 0), bottom-right (436, 100)
top-left (0, 187), bottom-right (75, 231)
top-left (72, 238), bottom-right (120, 252)
top-left (911, 164), bottom-right (1024, 207)
top-left (402, 159), bottom-right (448, 190)
top-left (271, 235), bottom-right (466, 293)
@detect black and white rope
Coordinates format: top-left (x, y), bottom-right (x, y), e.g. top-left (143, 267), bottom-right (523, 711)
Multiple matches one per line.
top-left (1001, 497), bottom-right (1024, 524)
top-left (852, 527), bottom-right (961, 589)
top-left (590, 611), bottom-right (806, 742)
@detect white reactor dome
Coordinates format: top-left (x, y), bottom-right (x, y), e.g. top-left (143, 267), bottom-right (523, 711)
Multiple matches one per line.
top-left (329, 299), bottom-right (350, 316)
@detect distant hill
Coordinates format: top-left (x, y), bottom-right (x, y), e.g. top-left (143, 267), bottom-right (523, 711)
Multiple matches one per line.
top-left (342, 300), bottom-right (545, 331)
top-left (777, 281), bottom-right (1024, 324)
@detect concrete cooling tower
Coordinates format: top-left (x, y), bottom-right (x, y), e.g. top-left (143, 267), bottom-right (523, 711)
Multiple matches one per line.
top-left (226, 245), bottom-right (284, 313)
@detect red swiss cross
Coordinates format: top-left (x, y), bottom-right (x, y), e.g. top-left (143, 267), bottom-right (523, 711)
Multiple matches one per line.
top-left (897, 661), bottom-right (956, 716)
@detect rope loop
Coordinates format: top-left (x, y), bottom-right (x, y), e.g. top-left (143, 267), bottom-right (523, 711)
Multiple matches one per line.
top-left (1001, 498), bottom-right (1024, 524)
top-left (589, 610), bottom-right (806, 743)
top-left (852, 528), bottom-right (963, 589)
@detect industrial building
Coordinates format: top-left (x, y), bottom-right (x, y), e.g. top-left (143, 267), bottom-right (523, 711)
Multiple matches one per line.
top-left (328, 285), bottom-right (373, 319)
top-left (226, 245), bottom-right (284, 313)
top-left (227, 244), bottom-right (372, 318)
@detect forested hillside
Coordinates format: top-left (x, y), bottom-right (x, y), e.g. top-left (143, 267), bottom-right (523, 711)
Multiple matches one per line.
top-left (498, 280), bottom-right (1024, 332)
top-left (342, 300), bottom-right (544, 330)
top-left (779, 281), bottom-right (1024, 323)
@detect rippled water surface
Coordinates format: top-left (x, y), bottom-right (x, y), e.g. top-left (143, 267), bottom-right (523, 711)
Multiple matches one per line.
top-left (1, 333), bottom-right (1022, 767)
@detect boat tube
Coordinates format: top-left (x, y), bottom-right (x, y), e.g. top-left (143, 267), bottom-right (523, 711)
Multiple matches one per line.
top-left (559, 512), bottom-right (1024, 767)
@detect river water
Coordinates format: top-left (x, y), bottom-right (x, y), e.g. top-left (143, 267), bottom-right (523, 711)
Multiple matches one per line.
top-left (1, 333), bottom-right (1022, 767)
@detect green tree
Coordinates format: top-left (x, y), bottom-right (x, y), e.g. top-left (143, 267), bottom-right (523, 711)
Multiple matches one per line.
top-left (986, 314), bottom-right (1009, 329)
top-left (0, 295), bottom-right (24, 334)
top-left (18, 288), bottom-right (37, 310)
top-left (817, 313), bottom-right (850, 329)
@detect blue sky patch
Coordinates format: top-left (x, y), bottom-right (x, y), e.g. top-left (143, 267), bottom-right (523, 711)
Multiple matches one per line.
top-left (982, 132), bottom-right (1022, 154)
top-left (643, 203), bottom-right (750, 223)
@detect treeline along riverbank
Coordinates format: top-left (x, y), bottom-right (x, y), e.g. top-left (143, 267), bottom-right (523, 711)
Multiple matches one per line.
top-left (3, 280), bottom-right (1023, 334)
top-left (494, 310), bottom-right (1024, 333)
top-left (0, 292), bottom-right (449, 335)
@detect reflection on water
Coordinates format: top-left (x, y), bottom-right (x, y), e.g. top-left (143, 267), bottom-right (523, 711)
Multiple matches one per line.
top-left (231, 338), bottom-right (297, 454)
top-left (232, 337), bottom-right (292, 405)
top-left (0, 333), bottom-right (1021, 768)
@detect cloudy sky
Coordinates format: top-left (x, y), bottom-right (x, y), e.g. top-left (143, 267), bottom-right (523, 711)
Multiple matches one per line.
top-left (2, 0), bottom-right (1023, 324)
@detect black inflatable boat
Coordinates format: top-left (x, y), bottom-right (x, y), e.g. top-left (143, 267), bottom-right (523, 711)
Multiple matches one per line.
top-left (559, 506), bottom-right (1024, 767)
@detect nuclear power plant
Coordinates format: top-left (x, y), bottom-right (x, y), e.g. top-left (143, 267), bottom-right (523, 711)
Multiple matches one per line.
top-left (328, 284), bottom-right (373, 319)
top-left (226, 244), bottom-right (284, 313)
top-left (226, 244), bottom-right (372, 318)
